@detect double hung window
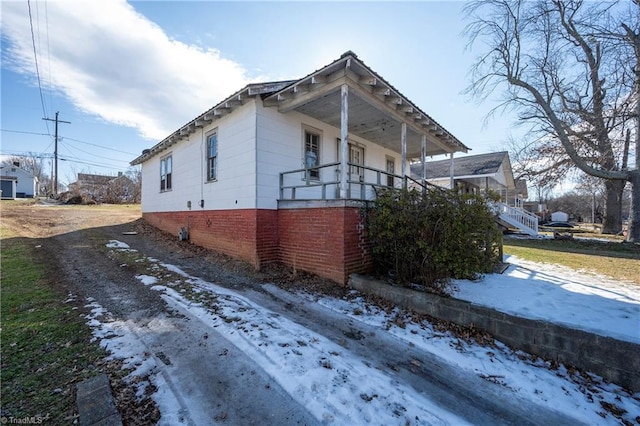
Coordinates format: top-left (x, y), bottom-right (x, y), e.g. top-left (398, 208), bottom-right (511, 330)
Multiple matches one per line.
top-left (386, 157), bottom-right (395, 187)
top-left (207, 132), bottom-right (218, 181)
top-left (160, 155), bottom-right (172, 191)
top-left (304, 128), bottom-right (320, 180)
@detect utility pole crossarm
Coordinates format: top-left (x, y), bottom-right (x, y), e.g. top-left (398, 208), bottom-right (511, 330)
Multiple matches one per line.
top-left (43, 111), bottom-right (71, 196)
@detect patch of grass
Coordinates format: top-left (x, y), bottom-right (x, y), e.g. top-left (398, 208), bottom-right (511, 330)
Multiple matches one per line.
top-left (0, 239), bottom-right (106, 422)
top-left (504, 237), bottom-right (640, 285)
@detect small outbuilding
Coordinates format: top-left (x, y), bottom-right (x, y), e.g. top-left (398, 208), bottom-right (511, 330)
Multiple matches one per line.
top-left (551, 211), bottom-right (569, 222)
top-left (0, 164), bottom-right (38, 198)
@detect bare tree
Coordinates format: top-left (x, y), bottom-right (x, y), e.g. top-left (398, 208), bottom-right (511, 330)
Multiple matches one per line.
top-left (464, 0), bottom-right (639, 241)
top-left (125, 166), bottom-right (141, 203)
top-left (575, 173), bottom-right (606, 224)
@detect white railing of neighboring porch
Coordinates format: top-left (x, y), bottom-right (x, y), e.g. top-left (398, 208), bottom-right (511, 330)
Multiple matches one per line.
top-left (492, 202), bottom-right (539, 236)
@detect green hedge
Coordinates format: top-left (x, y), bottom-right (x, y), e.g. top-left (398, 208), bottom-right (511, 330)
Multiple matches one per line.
top-left (364, 187), bottom-right (502, 294)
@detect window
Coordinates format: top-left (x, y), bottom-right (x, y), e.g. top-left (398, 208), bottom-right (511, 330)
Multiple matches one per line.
top-left (349, 144), bottom-right (364, 179)
top-left (337, 138), bottom-right (365, 180)
top-left (207, 132), bottom-right (218, 181)
top-left (160, 155), bottom-right (172, 191)
top-left (386, 157), bottom-right (395, 187)
top-left (304, 128), bottom-right (320, 180)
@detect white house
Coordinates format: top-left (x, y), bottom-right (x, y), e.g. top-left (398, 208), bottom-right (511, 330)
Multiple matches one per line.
top-left (0, 164), bottom-right (38, 199)
top-left (409, 152), bottom-right (538, 236)
top-left (131, 51), bottom-right (469, 283)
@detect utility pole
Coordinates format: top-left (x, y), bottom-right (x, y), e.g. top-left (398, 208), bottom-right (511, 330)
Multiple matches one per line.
top-left (43, 111), bottom-right (71, 196)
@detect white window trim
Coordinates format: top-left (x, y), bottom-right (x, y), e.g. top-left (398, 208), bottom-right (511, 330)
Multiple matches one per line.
top-left (160, 154), bottom-right (172, 192)
top-left (302, 125), bottom-right (322, 181)
top-left (206, 129), bottom-right (218, 182)
top-left (336, 138), bottom-right (365, 180)
top-left (386, 156), bottom-right (395, 187)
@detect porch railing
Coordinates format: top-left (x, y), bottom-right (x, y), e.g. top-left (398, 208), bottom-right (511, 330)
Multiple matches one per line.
top-left (279, 162), bottom-right (435, 201)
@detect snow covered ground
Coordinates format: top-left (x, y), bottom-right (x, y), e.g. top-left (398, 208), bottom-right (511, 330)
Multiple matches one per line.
top-left (453, 254), bottom-right (639, 344)
top-left (87, 240), bottom-right (639, 425)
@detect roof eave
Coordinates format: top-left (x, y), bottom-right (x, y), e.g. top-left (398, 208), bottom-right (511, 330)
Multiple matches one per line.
top-left (131, 80), bottom-right (297, 166)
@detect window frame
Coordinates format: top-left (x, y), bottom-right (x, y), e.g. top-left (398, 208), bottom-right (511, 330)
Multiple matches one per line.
top-left (386, 156), bottom-right (395, 187)
top-left (336, 138), bottom-right (365, 181)
top-left (206, 130), bottom-right (218, 182)
top-left (160, 154), bottom-right (172, 192)
top-left (302, 125), bottom-right (321, 180)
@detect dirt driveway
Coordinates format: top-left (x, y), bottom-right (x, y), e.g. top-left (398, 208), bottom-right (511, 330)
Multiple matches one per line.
top-left (2, 201), bottom-right (582, 425)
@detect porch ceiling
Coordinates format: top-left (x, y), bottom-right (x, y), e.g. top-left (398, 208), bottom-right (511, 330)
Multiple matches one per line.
top-left (263, 52), bottom-right (469, 159)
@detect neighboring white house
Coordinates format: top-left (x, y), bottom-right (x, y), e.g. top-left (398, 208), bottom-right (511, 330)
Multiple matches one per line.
top-left (410, 151), bottom-right (517, 198)
top-left (131, 51), bottom-right (469, 283)
top-left (409, 151), bottom-right (539, 236)
top-left (0, 164), bottom-right (38, 199)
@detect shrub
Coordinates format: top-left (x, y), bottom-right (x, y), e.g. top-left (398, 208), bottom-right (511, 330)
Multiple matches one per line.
top-left (364, 187), bottom-right (502, 294)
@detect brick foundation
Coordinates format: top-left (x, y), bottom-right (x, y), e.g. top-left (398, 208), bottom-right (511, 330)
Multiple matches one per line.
top-left (143, 209), bottom-right (276, 268)
top-left (277, 205), bottom-right (371, 284)
top-left (143, 202), bottom-right (372, 284)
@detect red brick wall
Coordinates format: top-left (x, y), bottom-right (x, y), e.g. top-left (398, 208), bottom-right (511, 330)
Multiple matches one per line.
top-left (277, 206), bottom-right (372, 284)
top-left (144, 209), bottom-right (263, 268)
top-left (144, 206), bottom-right (372, 284)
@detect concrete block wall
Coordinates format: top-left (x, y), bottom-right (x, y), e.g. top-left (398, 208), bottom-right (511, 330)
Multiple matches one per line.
top-left (350, 274), bottom-right (640, 392)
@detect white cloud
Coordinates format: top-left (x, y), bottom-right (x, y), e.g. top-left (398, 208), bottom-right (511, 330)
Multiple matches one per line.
top-left (1, 0), bottom-right (251, 140)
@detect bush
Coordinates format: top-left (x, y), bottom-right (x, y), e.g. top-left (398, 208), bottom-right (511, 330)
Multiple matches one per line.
top-left (364, 187), bottom-right (502, 294)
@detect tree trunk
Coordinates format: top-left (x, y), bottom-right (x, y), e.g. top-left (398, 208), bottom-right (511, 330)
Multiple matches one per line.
top-left (628, 170), bottom-right (640, 242)
top-left (602, 179), bottom-right (625, 234)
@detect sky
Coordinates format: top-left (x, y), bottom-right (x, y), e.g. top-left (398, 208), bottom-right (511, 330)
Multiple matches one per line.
top-left (90, 237), bottom-right (639, 425)
top-left (1, 0), bottom-right (520, 187)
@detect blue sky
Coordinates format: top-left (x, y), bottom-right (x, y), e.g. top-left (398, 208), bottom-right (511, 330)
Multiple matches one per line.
top-left (1, 1), bottom-right (518, 186)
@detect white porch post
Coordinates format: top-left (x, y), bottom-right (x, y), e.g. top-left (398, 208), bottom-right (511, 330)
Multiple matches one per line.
top-left (401, 122), bottom-right (407, 183)
top-left (449, 152), bottom-right (455, 189)
top-left (340, 84), bottom-right (349, 199)
top-left (420, 134), bottom-right (427, 187)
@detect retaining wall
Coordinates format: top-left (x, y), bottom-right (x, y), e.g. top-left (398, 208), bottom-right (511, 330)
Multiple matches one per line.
top-left (350, 274), bottom-right (640, 392)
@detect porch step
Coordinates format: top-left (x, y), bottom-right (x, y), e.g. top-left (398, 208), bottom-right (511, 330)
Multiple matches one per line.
top-left (493, 202), bottom-right (538, 236)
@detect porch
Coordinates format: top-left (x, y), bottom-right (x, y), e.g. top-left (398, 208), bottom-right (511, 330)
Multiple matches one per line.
top-left (279, 161), bottom-right (428, 201)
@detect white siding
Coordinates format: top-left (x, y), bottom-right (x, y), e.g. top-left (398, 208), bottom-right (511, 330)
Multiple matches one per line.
top-left (255, 102), bottom-right (406, 209)
top-left (141, 101), bottom-right (258, 213)
top-left (141, 99), bottom-right (410, 212)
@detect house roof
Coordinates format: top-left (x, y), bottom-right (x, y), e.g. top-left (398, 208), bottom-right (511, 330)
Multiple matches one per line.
top-left (76, 173), bottom-right (114, 185)
top-left (411, 151), bottom-right (508, 179)
top-left (0, 165), bottom-right (36, 179)
top-left (410, 151), bottom-right (515, 189)
top-left (71, 173), bottom-right (131, 186)
top-left (131, 51), bottom-right (469, 166)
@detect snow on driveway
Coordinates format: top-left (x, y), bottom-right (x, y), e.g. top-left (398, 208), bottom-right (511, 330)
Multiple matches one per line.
top-left (88, 240), bottom-right (639, 425)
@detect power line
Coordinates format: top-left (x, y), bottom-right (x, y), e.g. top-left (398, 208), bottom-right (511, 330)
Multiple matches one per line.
top-left (1, 129), bottom-right (136, 156)
top-left (63, 136), bottom-right (137, 156)
top-left (44, 0), bottom-right (54, 114)
top-left (60, 139), bottom-right (130, 164)
top-left (27, 0), bottom-right (51, 136)
top-left (1, 129), bottom-right (51, 136)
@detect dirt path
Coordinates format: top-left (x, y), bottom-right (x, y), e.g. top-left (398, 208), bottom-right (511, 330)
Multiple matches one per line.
top-left (2, 202), bottom-right (582, 425)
